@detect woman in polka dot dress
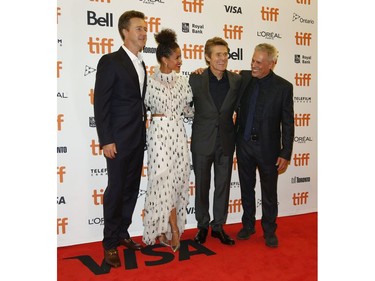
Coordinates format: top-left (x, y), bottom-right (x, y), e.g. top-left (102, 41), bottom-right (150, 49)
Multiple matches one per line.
top-left (142, 29), bottom-right (193, 252)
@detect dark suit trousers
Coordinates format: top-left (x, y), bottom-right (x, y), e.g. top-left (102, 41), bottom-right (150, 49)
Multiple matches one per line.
top-left (192, 136), bottom-right (233, 231)
top-left (102, 142), bottom-right (144, 250)
top-left (237, 137), bottom-right (279, 236)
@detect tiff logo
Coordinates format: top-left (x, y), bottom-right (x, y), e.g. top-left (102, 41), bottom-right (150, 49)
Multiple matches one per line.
top-left (57, 166), bottom-right (66, 183)
top-left (228, 199), bottom-right (242, 213)
top-left (145, 16), bottom-right (161, 33)
top-left (295, 73), bottom-right (311, 86)
top-left (297, 0), bottom-right (311, 4)
top-left (294, 113), bottom-right (311, 127)
top-left (57, 7), bottom-right (61, 24)
top-left (223, 25), bottom-right (243, 40)
top-left (189, 181), bottom-right (195, 196)
top-left (57, 61), bottom-right (62, 78)
top-left (57, 218), bottom-right (68, 234)
top-left (293, 153), bottom-right (310, 166)
top-left (88, 37), bottom-right (114, 54)
top-left (92, 188), bottom-right (104, 205)
top-left (182, 0), bottom-right (204, 13)
top-left (90, 0), bottom-right (111, 3)
top-left (89, 89), bottom-right (94, 105)
top-left (90, 140), bottom-right (103, 156)
top-left (57, 114), bottom-right (64, 131)
top-left (182, 44), bottom-right (204, 59)
top-left (295, 32), bottom-right (312, 46)
top-left (261, 7), bottom-right (279, 22)
top-left (292, 192), bottom-right (309, 205)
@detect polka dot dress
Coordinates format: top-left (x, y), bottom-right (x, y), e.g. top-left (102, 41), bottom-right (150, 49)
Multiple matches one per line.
top-left (142, 67), bottom-right (193, 245)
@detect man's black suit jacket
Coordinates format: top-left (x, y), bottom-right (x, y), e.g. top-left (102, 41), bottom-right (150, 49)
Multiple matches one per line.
top-left (235, 70), bottom-right (294, 164)
top-left (189, 69), bottom-right (242, 156)
top-left (94, 47), bottom-right (147, 152)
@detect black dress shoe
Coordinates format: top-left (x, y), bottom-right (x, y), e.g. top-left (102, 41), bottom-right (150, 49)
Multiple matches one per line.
top-left (264, 234), bottom-right (278, 248)
top-left (104, 248), bottom-right (121, 268)
top-left (236, 227), bottom-right (256, 240)
top-left (118, 238), bottom-right (143, 250)
top-left (211, 229), bottom-right (235, 245)
top-left (194, 228), bottom-right (208, 244)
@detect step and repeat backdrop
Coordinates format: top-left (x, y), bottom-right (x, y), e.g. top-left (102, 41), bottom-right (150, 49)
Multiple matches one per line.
top-left (57, 0), bottom-right (317, 247)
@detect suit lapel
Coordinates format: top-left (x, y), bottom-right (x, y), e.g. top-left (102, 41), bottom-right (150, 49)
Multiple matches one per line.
top-left (117, 47), bottom-right (141, 94)
top-left (201, 70), bottom-right (217, 110)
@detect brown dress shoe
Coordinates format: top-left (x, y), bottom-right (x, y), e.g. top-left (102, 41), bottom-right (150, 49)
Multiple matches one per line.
top-left (104, 249), bottom-right (121, 268)
top-left (118, 238), bottom-right (143, 250)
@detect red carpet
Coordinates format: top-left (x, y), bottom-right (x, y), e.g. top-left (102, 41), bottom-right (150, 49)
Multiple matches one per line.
top-left (58, 212), bottom-right (317, 281)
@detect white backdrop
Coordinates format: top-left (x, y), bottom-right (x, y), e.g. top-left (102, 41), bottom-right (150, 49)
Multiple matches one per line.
top-left (57, 0), bottom-right (317, 247)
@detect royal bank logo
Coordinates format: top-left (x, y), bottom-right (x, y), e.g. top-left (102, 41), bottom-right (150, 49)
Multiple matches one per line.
top-left (257, 30), bottom-right (281, 40)
top-left (295, 54), bottom-right (312, 64)
top-left (182, 22), bottom-right (204, 34)
top-left (292, 13), bottom-right (315, 24)
top-left (89, 117), bottom-right (96, 128)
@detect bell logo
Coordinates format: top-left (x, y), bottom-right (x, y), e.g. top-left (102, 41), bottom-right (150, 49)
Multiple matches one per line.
top-left (295, 73), bottom-right (311, 86)
top-left (57, 218), bottom-right (68, 235)
top-left (295, 32), bottom-right (312, 46)
top-left (92, 188), bottom-right (104, 205)
top-left (145, 17), bottom-right (161, 33)
top-left (261, 7), bottom-right (279, 22)
top-left (294, 113), bottom-right (311, 127)
top-left (88, 37), bottom-right (114, 54)
top-left (57, 114), bottom-right (64, 131)
top-left (297, 0), bottom-right (311, 4)
top-left (223, 24), bottom-right (243, 40)
top-left (87, 11), bottom-right (113, 27)
top-left (57, 166), bottom-right (66, 183)
top-left (182, 0), bottom-right (204, 13)
top-left (293, 153), bottom-right (310, 166)
top-left (57, 7), bottom-right (61, 24)
top-left (90, 140), bottom-right (103, 156)
top-left (292, 192), bottom-right (309, 205)
top-left (182, 44), bottom-right (204, 60)
top-left (89, 89), bottom-right (94, 105)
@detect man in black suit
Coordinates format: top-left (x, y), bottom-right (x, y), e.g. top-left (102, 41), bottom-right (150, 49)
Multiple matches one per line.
top-left (93, 10), bottom-right (148, 268)
top-left (189, 37), bottom-right (241, 246)
top-left (235, 43), bottom-right (294, 248)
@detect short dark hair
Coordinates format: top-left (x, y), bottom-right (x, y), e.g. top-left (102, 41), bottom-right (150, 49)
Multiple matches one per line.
top-left (204, 37), bottom-right (229, 65)
top-left (118, 10), bottom-right (145, 40)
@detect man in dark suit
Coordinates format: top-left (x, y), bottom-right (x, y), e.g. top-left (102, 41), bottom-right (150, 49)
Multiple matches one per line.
top-left (189, 37), bottom-right (241, 246)
top-left (93, 10), bottom-right (148, 268)
top-left (235, 43), bottom-right (294, 248)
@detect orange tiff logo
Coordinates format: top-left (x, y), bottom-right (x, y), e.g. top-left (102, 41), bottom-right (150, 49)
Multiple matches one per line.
top-left (88, 37), bottom-right (114, 54)
top-left (295, 32), bottom-right (312, 46)
top-left (295, 73), bottom-right (311, 86)
top-left (294, 113), bottom-right (311, 127)
top-left (223, 24), bottom-right (243, 40)
top-left (90, 0), bottom-right (111, 3)
top-left (296, 0), bottom-right (311, 4)
top-left (293, 153), bottom-right (310, 166)
top-left (57, 7), bottom-right (61, 24)
top-left (57, 61), bottom-right (62, 78)
top-left (182, 44), bottom-right (204, 60)
top-left (292, 192), bottom-right (309, 205)
top-left (57, 166), bottom-right (66, 183)
top-left (228, 199), bottom-right (242, 213)
top-left (57, 114), bottom-right (64, 131)
top-left (92, 188), bottom-right (104, 205)
top-left (145, 16), bottom-right (161, 33)
top-left (182, 0), bottom-right (204, 13)
top-left (90, 140), bottom-right (103, 156)
top-left (57, 218), bottom-right (68, 234)
top-left (261, 6), bottom-right (279, 22)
